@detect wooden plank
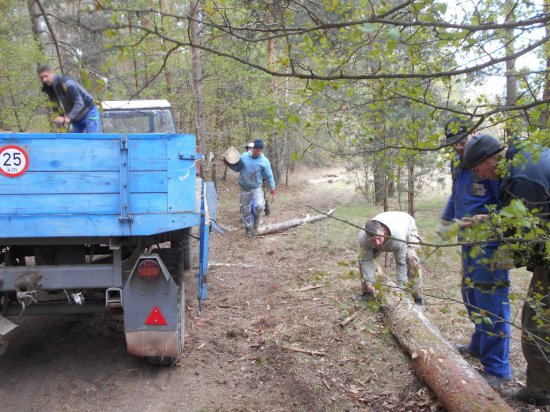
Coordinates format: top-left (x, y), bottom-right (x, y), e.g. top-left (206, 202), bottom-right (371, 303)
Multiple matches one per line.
top-left (0, 171), bottom-right (167, 194)
top-left (128, 138), bottom-right (167, 171)
top-left (0, 212), bottom-right (201, 238)
top-left (12, 138), bottom-right (121, 171)
top-left (130, 172), bottom-right (167, 193)
top-left (0, 193), bottom-right (167, 214)
top-left (166, 135), bottom-right (198, 212)
top-left (0, 171), bottom-right (119, 194)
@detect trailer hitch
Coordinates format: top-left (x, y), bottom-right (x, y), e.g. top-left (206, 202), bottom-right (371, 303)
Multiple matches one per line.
top-left (15, 273), bottom-right (40, 319)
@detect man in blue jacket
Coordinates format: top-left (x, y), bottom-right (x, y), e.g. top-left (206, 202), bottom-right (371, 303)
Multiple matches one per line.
top-left (226, 139), bottom-right (276, 237)
top-left (439, 117), bottom-right (512, 387)
top-left (37, 64), bottom-right (100, 133)
top-left (464, 134), bottom-right (550, 405)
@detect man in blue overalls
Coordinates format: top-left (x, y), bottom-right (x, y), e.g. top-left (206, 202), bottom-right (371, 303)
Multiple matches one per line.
top-left (439, 117), bottom-right (512, 387)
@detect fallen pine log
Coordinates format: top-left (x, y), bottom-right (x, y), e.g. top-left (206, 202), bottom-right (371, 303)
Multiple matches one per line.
top-left (381, 284), bottom-right (513, 412)
top-left (256, 209), bottom-right (334, 236)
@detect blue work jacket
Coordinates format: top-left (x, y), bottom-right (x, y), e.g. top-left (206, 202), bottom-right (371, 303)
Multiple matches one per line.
top-left (228, 152), bottom-right (276, 190)
top-left (442, 157), bottom-right (501, 221)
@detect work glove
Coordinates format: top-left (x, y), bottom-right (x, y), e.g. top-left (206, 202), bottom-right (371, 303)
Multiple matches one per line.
top-left (270, 188), bottom-right (276, 197)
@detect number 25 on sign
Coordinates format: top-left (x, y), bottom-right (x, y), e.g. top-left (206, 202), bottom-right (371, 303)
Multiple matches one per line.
top-left (0, 145), bottom-right (29, 178)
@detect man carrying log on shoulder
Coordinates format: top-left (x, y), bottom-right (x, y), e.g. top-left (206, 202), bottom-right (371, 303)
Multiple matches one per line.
top-left (437, 117), bottom-right (512, 389)
top-left (463, 134), bottom-right (550, 406)
top-left (358, 211), bottom-right (425, 306)
top-left (224, 139), bottom-right (276, 237)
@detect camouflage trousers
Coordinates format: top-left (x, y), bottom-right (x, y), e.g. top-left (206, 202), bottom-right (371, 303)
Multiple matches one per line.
top-left (240, 187), bottom-right (265, 229)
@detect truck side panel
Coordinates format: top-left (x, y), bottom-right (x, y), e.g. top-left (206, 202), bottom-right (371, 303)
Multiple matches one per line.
top-left (0, 171), bottom-right (167, 194)
top-left (0, 133), bottom-right (198, 239)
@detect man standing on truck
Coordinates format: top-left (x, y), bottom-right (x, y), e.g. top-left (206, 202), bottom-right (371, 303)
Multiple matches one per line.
top-left (226, 139), bottom-right (276, 237)
top-left (37, 64), bottom-right (100, 133)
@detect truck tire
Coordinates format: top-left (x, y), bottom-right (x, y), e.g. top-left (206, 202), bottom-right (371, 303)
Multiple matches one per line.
top-left (171, 228), bottom-right (192, 270)
top-left (147, 248), bottom-right (185, 366)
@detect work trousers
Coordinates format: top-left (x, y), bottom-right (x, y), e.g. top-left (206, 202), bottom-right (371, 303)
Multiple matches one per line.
top-left (405, 233), bottom-right (423, 299)
top-left (361, 233), bottom-right (424, 298)
top-left (240, 187), bottom-right (265, 229)
top-left (461, 245), bottom-right (511, 378)
top-left (521, 265), bottom-right (550, 399)
top-left (71, 105), bottom-right (100, 133)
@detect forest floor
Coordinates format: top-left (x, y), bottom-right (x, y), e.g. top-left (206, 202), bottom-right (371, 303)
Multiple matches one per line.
top-left (0, 167), bottom-right (545, 412)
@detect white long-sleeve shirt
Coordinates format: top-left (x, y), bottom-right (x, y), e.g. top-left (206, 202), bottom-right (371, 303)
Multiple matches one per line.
top-left (358, 211), bottom-right (418, 286)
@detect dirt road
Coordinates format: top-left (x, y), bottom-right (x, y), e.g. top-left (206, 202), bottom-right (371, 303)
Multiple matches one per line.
top-left (0, 169), bottom-right (534, 411)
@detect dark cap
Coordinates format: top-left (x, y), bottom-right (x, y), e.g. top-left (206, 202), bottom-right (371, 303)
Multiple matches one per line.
top-left (463, 134), bottom-right (505, 169)
top-left (444, 117), bottom-right (471, 145)
top-left (253, 139), bottom-right (264, 150)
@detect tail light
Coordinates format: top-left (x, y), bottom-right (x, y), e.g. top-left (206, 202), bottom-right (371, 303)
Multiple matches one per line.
top-left (137, 259), bottom-right (161, 280)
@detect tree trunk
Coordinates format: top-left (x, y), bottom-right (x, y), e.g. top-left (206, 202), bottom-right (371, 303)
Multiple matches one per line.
top-left (27, 0), bottom-right (64, 74)
top-left (256, 210), bottom-right (334, 236)
top-left (27, 0), bottom-right (47, 52)
top-left (211, 160), bottom-right (218, 191)
top-left (407, 156), bottom-right (415, 217)
top-left (382, 285), bottom-right (513, 412)
top-left (190, 1), bottom-right (206, 153)
top-left (504, 0), bottom-right (517, 138)
top-left (373, 160), bottom-right (386, 206)
top-left (159, 0), bottom-right (172, 94)
top-left (541, 0), bottom-right (550, 128)
top-left (127, 13), bottom-right (140, 94)
top-left (397, 165), bottom-right (402, 210)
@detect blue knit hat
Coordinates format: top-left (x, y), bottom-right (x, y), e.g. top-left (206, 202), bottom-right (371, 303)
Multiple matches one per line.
top-left (253, 139), bottom-right (264, 149)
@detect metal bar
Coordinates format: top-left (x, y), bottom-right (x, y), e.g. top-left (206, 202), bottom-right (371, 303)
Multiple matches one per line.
top-left (197, 182), bottom-right (210, 310)
top-left (3, 301), bottom-right (107, 316)
top-left (119, 134), bottom-right (132, 222)
top-left (112, 248), bottom-right (123, 287)
top-left (0, 265), bottom-right (118, 291)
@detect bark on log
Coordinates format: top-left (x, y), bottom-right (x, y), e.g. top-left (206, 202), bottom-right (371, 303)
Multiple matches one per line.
top-left (381, 285), bottom-right (513, 412)
top-left (256, 209), bottom-right (334, 236)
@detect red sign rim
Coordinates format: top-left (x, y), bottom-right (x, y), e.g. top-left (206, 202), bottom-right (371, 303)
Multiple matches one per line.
top-left (0, 145), bottom-right (30, 178)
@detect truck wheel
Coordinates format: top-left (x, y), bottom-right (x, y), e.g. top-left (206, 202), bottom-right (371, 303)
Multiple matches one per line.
top-left (171, 228), bottom-right (192, 270)
top-left (147, 248), bottom-right (185, 366)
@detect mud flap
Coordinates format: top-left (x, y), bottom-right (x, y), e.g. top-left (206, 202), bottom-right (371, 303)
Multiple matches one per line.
top-left (122, 254), bottom-right (179, 358)
top-left (0, 315), bottom-right (17, 336)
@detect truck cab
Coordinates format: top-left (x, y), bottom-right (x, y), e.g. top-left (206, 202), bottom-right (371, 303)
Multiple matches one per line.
top-left (100, 100), bottom-right (177, 134)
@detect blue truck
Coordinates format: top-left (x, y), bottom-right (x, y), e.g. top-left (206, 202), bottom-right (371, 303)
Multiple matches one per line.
top-left (0, 100), bottom-right (217, 365)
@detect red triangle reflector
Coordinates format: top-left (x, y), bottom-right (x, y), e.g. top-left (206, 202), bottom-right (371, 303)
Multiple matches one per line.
top-left (144, 306), bottom-right (167, 326)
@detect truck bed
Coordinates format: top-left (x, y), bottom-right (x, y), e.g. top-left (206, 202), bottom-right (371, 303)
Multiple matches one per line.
top-left (0, 133), bottom-right (199, 240)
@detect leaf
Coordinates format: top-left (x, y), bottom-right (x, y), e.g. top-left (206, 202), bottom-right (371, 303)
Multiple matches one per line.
top-left (387, 27), bottom-right (400, 41)
top-left (359, 23), bottom-right (379, 33)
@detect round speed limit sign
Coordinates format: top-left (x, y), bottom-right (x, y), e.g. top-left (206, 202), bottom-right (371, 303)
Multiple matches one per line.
top-left (0, 145), bottom-right (30, 178)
